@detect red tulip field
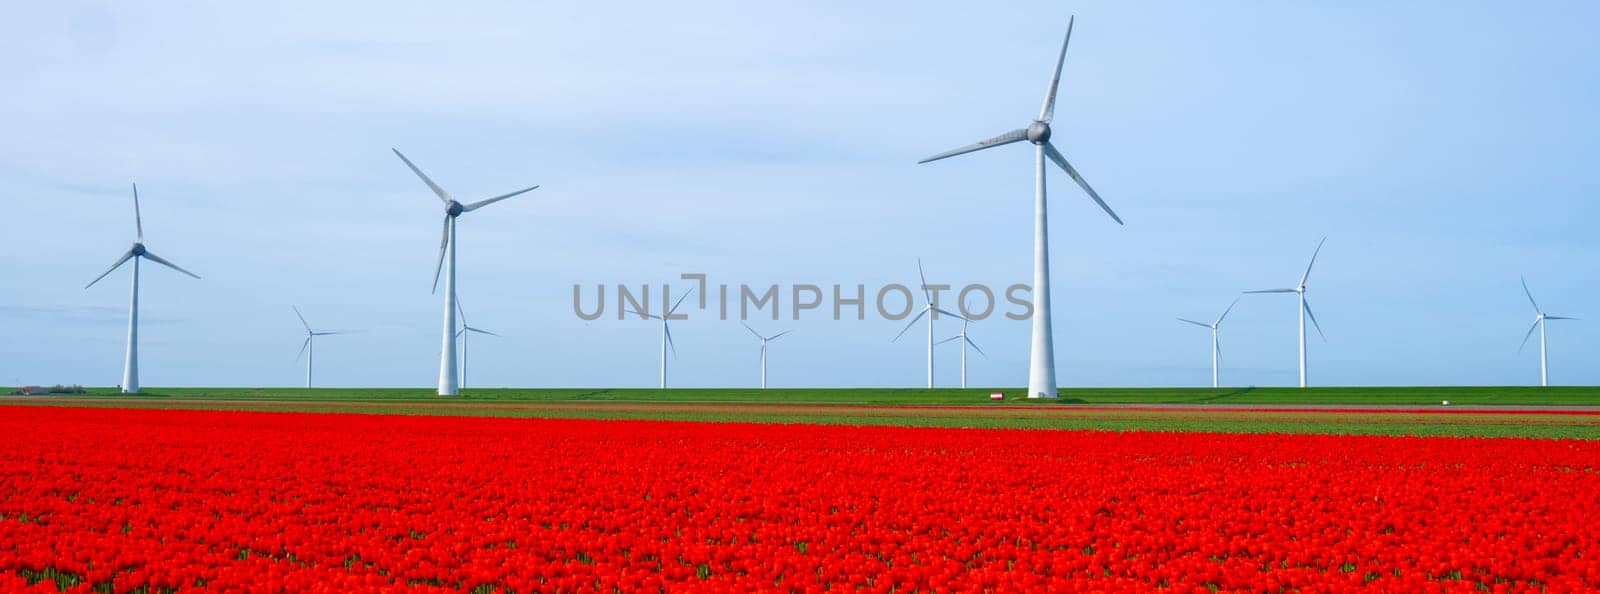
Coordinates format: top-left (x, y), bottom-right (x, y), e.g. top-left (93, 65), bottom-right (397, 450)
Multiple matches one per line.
top-left (2, 406), bottom-right (1597, 592)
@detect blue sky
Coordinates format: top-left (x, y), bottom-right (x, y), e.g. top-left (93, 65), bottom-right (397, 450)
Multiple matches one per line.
top-left (2, 1), bottom-right (1596, 389)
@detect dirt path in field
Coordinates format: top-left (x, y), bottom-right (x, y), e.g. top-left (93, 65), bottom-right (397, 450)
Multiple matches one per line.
top-left (8, 397), bottom-right (1600, 438)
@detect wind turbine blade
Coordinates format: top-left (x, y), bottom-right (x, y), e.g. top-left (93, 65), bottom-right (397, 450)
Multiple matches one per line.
top-left (1043, 142), bottom-right (1122, 224)
top-left (1038, 15), bottom-right (1075, 123)
top-left (295, 336), bottom-right (311, 362)
top-left (467, 327), bottom-right (500, 336)
top-left (1303, 299), bottom-right (1326, 342)
top-left (455, 297), bottom-right (468, 326)
top-left (935, 335), bottom-right (962, 345)
top-left (1177, 318), bottom-right (1211, 328)
top-left (131, 183), bottom-right (144, 242)
top-left (623, 307), bottom-right (659, 320)
top-left (1521, 276), bottom-right (1541, 314)
top-left (1299, 237), bottom-right (1327, 287)
top-left (312, 331), bottom-right (341, 336)
top-left (1544, 315), bottom-right (1579, 321)
top-left (1215, 297), bottom-right (1241, 326)
top-left (141, 250), bottom-right (201, 280)
top-left (917, 129), bottom-right (1028, 164)
top-left (1518, 318), bottom-right (1540, 354)
top-left (664, 323), bottom-right (677, 359)
top-left (670, 289), bottom-right (695, 315)
top-left (966, 336), bottom-right (987, 358)
top-left (431, 216), bottom-right (448, 293)
top-left (461, 185), bottom-right (539, 212)
top-left (891, 308), bottom-right (929, 342)
top-left (1215, 339), bottom-right (1224, 364)
top-left (934, 307), bottom-right (968, 321)
top-left (740, 321), bottom-right (763, 340)
top-left (769, 330), bottom-right (792, 341)
top-left (916, 258), bottom-right (931, 304)
top-left (84, 250), bottom-right (135, 289)
top-left (392, 148), bottom-right (452, 204)
top-left (1244, 288), bottom-right (1297, 294)
top-left (293, 306), bottom-right (312, 333)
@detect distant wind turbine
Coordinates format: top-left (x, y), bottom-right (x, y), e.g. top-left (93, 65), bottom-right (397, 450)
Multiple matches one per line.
top-left (1245, 238), bottom-right (1327, 388)
top-left (393, 148), bottom-right (538, 396)
top-left (84, 184), bottom-right (201, 394)
top-left (892, 259), bottom-right (967, 389)
top-left (627, 290), bottom-right (694, 389)
top-left (1519, 277), bottom-right (1578, 387)
top-left (918, 15), bottom-right (1123, 399)
top-left (740, 322), bottom-right (791, 389)
top-left (935, 314), bottom-right (985, 389)
top-left (292, 306), bottom-right (341, 389)
top-left (454, 299), bottom-right (500, 391)
top-left (1177, 298), bottom-right (1239, 388)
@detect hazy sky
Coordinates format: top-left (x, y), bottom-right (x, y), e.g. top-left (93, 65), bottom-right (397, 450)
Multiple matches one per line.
top-left (3, 1), bottom-right (1597, 389)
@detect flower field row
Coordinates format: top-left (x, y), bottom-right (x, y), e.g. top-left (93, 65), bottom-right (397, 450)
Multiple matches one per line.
top-left (1, 407), bottom-right (1597, 592)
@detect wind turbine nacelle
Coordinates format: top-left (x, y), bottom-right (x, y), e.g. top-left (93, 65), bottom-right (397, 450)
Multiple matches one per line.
top-left (1027, 121), bottom-right (1051, 144)
top-left (446, 201), bottom-right (464, 216)
top-left (130, 243), bottom-right (147, 256)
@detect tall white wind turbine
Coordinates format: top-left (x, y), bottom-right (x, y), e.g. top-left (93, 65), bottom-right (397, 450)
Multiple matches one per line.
top-left (393, 148), bottom-right (538, 396)
top-left (1519, 277), bottom-right (1578, 387)
top-left (892, 259), bottom-right (967, 389)
top-left (454, 299), bottom-right (500, 391)
top-left (84, 184), bottom-right (201, 394)
top-left (292, 306), bottom-right (341, 389)
top-left (626, 290), bottom-right (694, 389)
top-left (1177, 298), bottom-right (1239, 388)
top-left (935, 315), bottom-right (985, 389)
top-left (1244, 238), bottom-right (1327, 388)
top-left (918, 16), bottom-right (1124, 398)
top-left (740, 322), bottom-right (791, 389)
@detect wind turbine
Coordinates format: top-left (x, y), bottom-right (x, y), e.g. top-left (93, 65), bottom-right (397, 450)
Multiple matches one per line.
top-left (740, 322), bottom-right (791, 389)
top-left (935, 315), bottom-right (985, 389)
top-left (892, 259), bottom-right (967, 389)
top-left (454, 299), bottom-right (500, 391)
top-left (84, 184), bottom-right (201, 394)
top-left (1519, 277), bottom-right (1578, 387)
top-left (626, 290), bottom-right (694, 389)
top-left (393, 148), bottom-right (538, 396)
top-left (918, 15), bottom-right (1123, 399)
top-left (292, 306), bottom-right (341, 389)
top-left (1177, 298), bottom-right (1239, 388)
top-left (1244, 238), bottom-right (1327, 388)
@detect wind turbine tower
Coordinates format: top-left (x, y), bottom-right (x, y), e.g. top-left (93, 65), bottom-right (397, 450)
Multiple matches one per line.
top-left (1519, 277), bottom-right (1579, 387)
top-left (741, 322), bottom-right (791, 389)
top-left (893, 259), bottom-right (966, 389)
top-left (626, 290), bottom-right (694, 389)
top-left (918, 16), bottom-right (1124, 398)
top-left (455, 299), bottom-right (500, 391)
top-left (936, 315), bottom-right (986, 389)
top-left (1244, 238), bottom-right (1327, 388)
top-left (1177, 298), bottom-right (1238, 388)
top-left (393, 148), bottom-right (538, 396)
top-left (292, 306), bottom-right (341, 389)
top-left (84, 184), bottom-right (201, 394)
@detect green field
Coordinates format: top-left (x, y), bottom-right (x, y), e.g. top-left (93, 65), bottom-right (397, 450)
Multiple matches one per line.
top-left (8, 385), bottom-right (1600, 405)
top-left (5, 386), bottom-right (1600, 439)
